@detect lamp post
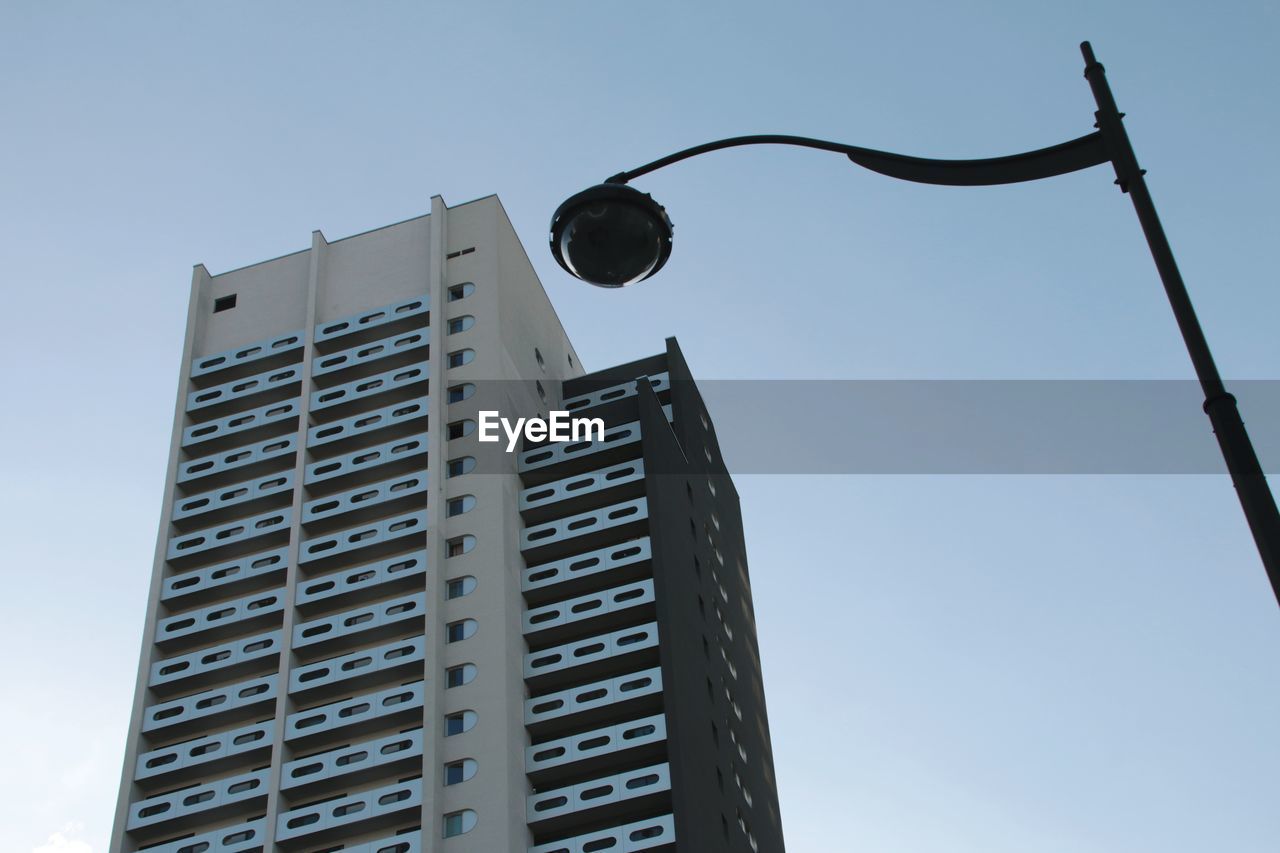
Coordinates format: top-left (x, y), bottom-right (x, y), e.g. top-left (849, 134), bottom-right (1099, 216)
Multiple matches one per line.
top-left (549, 41), bottom-right (1280, 609)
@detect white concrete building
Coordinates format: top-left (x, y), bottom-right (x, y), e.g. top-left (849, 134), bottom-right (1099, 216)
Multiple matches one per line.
top-left (111, 196), bottom-right (784, 853)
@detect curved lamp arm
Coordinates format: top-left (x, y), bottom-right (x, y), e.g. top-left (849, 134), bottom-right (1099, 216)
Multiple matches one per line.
top-left (605, 130), bottom-right (1109, 188)
top-left (567, 40), bottom-right (1280, 607)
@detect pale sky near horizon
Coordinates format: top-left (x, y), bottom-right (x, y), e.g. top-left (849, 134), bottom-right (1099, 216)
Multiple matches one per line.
top-left (2, 2), bottom-right (1279, 851)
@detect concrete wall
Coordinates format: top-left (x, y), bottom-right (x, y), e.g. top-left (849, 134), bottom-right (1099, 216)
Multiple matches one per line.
top-left (111, 195), bottom-right (582, 853)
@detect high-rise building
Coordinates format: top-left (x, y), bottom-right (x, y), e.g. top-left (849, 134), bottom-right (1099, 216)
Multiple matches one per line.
top-left (111, 196), bottom-right (785, 853)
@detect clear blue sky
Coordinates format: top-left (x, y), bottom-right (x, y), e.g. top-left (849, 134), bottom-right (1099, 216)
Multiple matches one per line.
top-left (2, 2), bottom-right (1278, 851)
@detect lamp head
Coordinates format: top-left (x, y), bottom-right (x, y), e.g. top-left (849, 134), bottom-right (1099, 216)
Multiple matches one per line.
top-left (549, 183), bottom-right (673, 287)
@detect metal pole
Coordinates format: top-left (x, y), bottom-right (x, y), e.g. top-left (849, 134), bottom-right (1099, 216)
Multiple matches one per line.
top-left (1081, 41), bottom-right (1280, 607)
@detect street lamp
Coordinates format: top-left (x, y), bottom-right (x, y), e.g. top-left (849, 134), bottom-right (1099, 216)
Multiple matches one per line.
top-left (549, 41), bottom-right (1280, 609)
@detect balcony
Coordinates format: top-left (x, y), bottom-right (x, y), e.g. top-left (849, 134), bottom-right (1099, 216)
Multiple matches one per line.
top-left (280, 726), bottom-right (423, 792)
top-left (135, 719), bottom-right (272, 783)
top-left (526, 762), bottom-right (671, 833)
top-left (288, 635), bottom-right (426, 698)
top-left (522, 538), bottom-right (652, 606)
top-left (167, 509), bottom-right (292, 565)
top-left (304, 435), bottom-right (428, 491)
top-left (186, 363), bottom-right (302, 417)
top-left (312, 327), bottom-right (430, 384)
top-left (529, 813), bottom-right (675, 853)
top-left (301, 471), bottom-right (428, 531)
top-left (518, 422), bottom-right (641, 486)
top-left (309, 362), bottom-right (429, 419)
top-left (126, 767), bottom-right (268, 833)
top-left (154, 589), bottom-right (284, 649)
top-left (274, 776), bottom-right (423, 843)
top-left (141, 675), bottom-right (277, 737)
top-left (520, 498), bottom-right (648, 564)
top-left (561, 372), bottom-right (670, 413)
top-left (524, 623), bottom-right (659, 691)
top-left (298, 511), bottom-right (426, 568)
top-left (526, 713), bottom-right (667, 785)
top-left (517, 405), bottom-right (673, 487)
top-left (171, 471), bottom-right (294, 528)
top-left (523, 580), bottom-right (655, 647)
top-left (306, 399), bottom-right (429, 455)
top-left (519, 459), bottom-right (646, 525)
top-left (285, 680), bottom-right (425, 745)
top-left (292, 592), bottom-right (426, 654)
top-left (149, 631), bottom-right (281, 696)
top-left (161, 548), bottom-right (288, 607)
top-left (295, 551), bottom-right (427, 612)
top-left (177, 434), bottom-right (296, 488)
top-left (338, 833), bottom-right (422, 853)
top-left (314, 295), bottom-right (428, 350)
top-left (190, 328), bottom-right (303, 383)
top-left (181, 399), bottom-right (300, 452)
top-left (524, 667), bottom-right (663, 736)
top-left (135, 817), bottom-right (266, 853)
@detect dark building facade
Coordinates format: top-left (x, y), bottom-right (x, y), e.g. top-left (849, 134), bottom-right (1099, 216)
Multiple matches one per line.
top-left (517, 338), bottom-right (785, 853)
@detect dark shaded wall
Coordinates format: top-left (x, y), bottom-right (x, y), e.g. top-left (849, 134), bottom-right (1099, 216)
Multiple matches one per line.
top-left (639, 338), bottom-right (786, 853)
